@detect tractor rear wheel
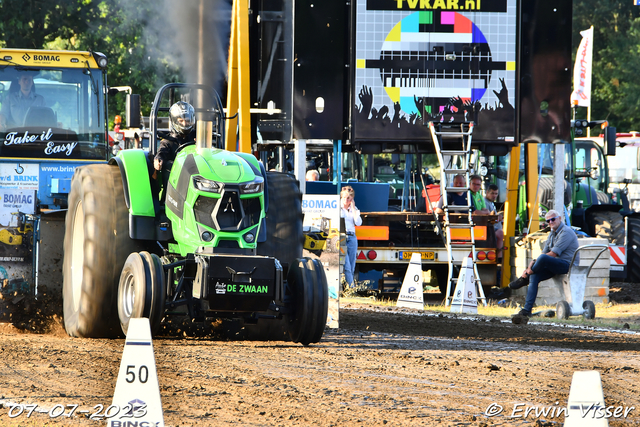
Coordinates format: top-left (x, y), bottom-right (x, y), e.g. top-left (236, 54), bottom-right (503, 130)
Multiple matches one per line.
top-left (240, 172), bottom-right (304, 341)
top-left (627, 215), bottom-right (640, 282)
top-left (62, 164), bottom-right (145, 337)
top-left (588, 210), bottom-right (625, 245)
top-left (257, 171), bottom-right (304, 268)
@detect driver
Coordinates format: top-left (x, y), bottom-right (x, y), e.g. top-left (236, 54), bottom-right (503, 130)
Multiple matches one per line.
top-left (152, 101), bottom-right (196, 201)
top-left (0, 74), bottom-right (45, 130)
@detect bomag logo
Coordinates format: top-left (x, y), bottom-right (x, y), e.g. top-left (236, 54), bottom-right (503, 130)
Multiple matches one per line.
top-left (22, 53), bottom-right (60, 62)
top-left (33, 54), bottom-right (60, 62)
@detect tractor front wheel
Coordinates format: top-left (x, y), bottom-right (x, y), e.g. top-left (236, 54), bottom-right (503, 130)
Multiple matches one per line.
top-left (117, 251), bottom-right (166, 335)
top-left (287, 257), bottom-right (329, 345)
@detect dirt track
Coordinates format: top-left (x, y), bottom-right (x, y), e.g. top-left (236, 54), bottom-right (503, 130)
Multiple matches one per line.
top-left (0, 287), bottom-right (639, 426)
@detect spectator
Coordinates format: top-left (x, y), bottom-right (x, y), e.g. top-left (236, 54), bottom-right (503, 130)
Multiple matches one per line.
top-left (508, 209), bottom-right (579, 317)
top-left (0, 74), bottom-right (45, 129)
top-left (306, 169), bottom-right (320, 181)
top-left (340, 186), bottom-right (362, 288)
top-left (434, 174), bottom-right (475, 215)
top-left (469, 174), bottom-right (490, 214)
top-left (484, 184), bottom-right (504, 258)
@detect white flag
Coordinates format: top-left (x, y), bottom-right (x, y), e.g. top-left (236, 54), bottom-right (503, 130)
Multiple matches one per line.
top-left (570, 27), bottom-right (594, 108)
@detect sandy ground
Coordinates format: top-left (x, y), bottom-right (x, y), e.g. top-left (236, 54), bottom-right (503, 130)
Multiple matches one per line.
top-left (0, 284), bottom-right (638, 426)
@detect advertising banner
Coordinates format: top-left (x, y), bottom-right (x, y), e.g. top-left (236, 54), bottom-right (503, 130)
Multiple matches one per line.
top-left (570, 27), bottom-right (593, 108)
top-left (353, 0), bottom-right (517, 142)
top-left (302, 194), bottom-right (340, 328)
top-left (0, 163), bottom-right (40, 190)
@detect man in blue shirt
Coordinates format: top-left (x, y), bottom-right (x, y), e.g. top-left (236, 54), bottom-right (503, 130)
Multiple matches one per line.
top-left (434, 174), bottom-right (475, 215)
top-left (508, 209), bottom-right (579, 317)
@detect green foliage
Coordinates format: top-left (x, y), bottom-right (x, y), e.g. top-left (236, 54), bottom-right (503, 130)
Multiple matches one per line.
top-left (0, 0), bottom-right (183, 128)
top-left (573, 0), bottom-right (640, 131)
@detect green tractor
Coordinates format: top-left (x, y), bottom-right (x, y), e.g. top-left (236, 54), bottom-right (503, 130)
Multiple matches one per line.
top-left (61, 83), bottom-right (328, 345)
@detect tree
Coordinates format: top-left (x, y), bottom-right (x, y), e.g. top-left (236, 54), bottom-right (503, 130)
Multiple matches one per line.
top-left (0, 0), bottom-right (185, 126)
top-left (0, 0), bottom-right (95, 49)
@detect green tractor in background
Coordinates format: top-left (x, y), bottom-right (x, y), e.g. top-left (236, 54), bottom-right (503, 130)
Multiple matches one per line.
top-left (62, 83), bottom-right (328, 345)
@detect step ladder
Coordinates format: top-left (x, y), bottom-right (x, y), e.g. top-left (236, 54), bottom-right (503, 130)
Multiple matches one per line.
top-left (428, 121), bottom-right (487, 307)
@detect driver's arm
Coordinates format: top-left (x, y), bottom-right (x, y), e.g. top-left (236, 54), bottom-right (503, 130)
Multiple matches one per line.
top-left (155, 138), bottom-right (179, 170)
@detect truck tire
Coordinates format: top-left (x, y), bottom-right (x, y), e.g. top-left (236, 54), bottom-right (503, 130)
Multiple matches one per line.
top-left (627, 215), bottom-right (640, 283)
top-left (288, 257), bottom-right (328, 345)
top-left (63, 164), bottom-right (144, 337)
top-left (588, 210), bottom-right (625, 245)
top-left (117, 252), bottom-right (166, 335)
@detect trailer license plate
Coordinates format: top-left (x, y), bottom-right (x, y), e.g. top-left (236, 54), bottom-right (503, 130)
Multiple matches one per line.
top-left (400, 251), bottom-right (434, 260)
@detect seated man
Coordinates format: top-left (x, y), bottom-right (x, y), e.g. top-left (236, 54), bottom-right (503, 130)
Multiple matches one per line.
top-left (484, 184), bottom-right (504, 257)
top-left (0, 74), bottom-right (45, 129)
top-left (508, 209), bottom-right (579, 317)
top-left (306, 169), bottom-right (320, 181)
top-left (469, 174), bottom-right (490, 215)
top-left (434, 174), bottom-right (475, 215)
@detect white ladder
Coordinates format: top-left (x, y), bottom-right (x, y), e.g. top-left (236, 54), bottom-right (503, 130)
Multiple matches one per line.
top-left (428, 121), bottom-right (487, 307)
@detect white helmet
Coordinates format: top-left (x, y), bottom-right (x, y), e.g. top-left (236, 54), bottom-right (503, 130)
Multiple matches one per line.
top-left (169, 101), bottom-right (195, 137)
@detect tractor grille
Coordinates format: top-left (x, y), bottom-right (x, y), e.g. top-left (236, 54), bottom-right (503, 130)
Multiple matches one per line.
top-left (194, 191), bottom-right (261, 232)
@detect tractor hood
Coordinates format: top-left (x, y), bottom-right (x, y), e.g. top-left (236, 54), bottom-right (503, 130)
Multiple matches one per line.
top-left (191, 148), bottom-right (257, 183)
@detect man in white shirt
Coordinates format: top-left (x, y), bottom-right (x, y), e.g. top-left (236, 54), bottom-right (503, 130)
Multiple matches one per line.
top-left (340, 186), bottom-right (362, 288)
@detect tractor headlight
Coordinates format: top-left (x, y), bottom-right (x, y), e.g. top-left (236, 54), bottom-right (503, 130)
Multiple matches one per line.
top-left (193, 176), bottom-right (223, 193)
top-left (239, 177), bottom-right (264, 194)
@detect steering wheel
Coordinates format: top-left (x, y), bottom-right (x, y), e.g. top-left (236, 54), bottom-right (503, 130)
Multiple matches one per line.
top-left (174, 140), bottom-right (196, 156)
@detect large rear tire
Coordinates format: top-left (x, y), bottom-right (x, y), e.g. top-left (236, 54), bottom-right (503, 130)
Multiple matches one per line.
top-left (587, 210), bottom-right (625, 245)
top-left (62, 164), bottom-right (145, 337)
top-left (257, 172), bottom-right (304, 268)
top-left (627, 215), bottom-right (640, 282)
top-left (243, 172), bottom-right (304, 340)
